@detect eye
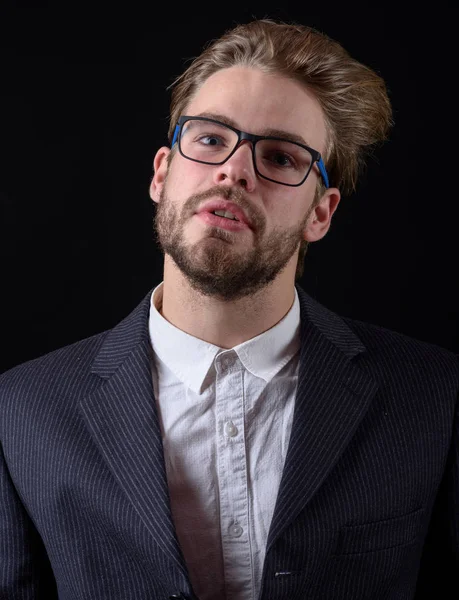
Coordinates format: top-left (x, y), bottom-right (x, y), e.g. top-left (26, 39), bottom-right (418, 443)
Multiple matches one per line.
top-left (197, 134), bottom-right (225, 146)
top-left (264, 151), bottom-right (296, 169)
top-left (273, 152), bottom-right (293, 166)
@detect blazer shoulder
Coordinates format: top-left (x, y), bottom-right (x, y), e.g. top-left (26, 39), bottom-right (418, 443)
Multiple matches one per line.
top-left (0, 328), bottom-right (109, 401)
top-left (0, 287), bottom-right (153, 419)
top-left (341, 313), bottom-right (459, 376)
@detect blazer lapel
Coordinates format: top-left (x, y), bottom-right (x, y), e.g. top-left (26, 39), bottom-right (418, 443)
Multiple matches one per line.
top-left (79, 291), bottom-right (188, 580)
top-left (267, 285), bottom-right (379, 550)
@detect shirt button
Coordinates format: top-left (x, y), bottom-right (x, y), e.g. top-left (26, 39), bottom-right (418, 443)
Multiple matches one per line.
top-left (224, 421), bottom-right (238, 437)
top-left (229, 523), bottom-right (243, 537)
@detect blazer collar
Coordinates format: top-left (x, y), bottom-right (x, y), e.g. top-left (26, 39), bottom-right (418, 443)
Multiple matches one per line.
top-left (90, 283), bottom-right (366, 379)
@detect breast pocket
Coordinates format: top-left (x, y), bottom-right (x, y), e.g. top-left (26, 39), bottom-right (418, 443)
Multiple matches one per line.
top-left (334, 507), bottom-right (425, 555)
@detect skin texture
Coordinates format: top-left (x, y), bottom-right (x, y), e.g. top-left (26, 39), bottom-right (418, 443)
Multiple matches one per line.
top-left (150, 66), bottom-right (341, 349)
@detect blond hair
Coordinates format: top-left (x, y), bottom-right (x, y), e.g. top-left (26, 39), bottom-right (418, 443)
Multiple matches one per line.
top-left (167, 19), bottom-right (393, 280)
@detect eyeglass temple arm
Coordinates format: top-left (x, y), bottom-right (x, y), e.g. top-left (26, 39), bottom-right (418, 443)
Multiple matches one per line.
top-left (171, 125), bottom-right (180, 147)
top-left (317, 156), bottom-right (329, 188)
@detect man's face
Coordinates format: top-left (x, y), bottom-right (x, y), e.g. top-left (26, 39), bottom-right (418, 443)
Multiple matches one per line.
top-left (150, 66), bottom-right (339, 301)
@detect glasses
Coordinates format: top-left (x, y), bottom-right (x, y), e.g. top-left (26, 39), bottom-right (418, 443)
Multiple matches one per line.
top-left (171, 116), bottom-right (330, 188)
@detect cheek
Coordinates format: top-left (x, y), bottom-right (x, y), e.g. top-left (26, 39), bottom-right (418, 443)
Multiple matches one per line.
top-left (270, 191), bottom-right (308, 223)
top-left (168, 156), bottom-right (212, 195)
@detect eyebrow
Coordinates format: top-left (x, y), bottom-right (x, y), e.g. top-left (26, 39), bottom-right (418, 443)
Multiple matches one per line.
top-left (193, 111), bottom-right (313, 148)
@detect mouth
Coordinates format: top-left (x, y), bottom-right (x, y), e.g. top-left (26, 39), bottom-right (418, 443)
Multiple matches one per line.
top-left (196, 198), bottom-right (253, 229)
top-left (195, 211), bottom-right (251, 232)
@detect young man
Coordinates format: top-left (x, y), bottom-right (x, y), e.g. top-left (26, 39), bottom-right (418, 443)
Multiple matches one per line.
top-left (1, 19), bottom-right (457, 600)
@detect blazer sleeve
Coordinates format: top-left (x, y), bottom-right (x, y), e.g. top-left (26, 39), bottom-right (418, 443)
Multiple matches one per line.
top-left (0, 442), bottom-right (58, 599)
top-left (414, 388), bottom-right (459, 598)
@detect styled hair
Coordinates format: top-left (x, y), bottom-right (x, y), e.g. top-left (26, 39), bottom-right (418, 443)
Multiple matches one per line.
top-left (167, 19), bottom-right (393, 280)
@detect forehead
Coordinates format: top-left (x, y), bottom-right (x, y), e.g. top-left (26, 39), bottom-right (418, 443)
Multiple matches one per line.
top-left (184, 66), bottom-right (327, 153)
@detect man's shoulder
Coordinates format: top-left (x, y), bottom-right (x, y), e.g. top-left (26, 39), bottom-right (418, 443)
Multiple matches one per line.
top-left (298, 285), bottom-right (459, 372)
top-left (343, 311), bottom-right (454, 351)
top-left (340, 312), bottom-right (459, 377)
top-left (0, 328), bottom-right (110, 398)
top-left (0, 288), bottom-right (154, 397)
top-left (300, 286), bottom-right (458, 372)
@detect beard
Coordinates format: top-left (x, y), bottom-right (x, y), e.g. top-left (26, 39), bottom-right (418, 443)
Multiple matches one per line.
top-left (152, 179), bottom-right (312, 302)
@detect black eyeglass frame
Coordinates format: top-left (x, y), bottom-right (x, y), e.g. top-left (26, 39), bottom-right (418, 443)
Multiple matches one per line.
top-left (171, 115), bottom-right (330, 188)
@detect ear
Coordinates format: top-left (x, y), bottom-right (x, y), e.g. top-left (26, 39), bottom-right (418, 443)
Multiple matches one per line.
top-left (149, 146), bottom-right (171, 203)
top-left (303, 187), bottom-right (341, 242)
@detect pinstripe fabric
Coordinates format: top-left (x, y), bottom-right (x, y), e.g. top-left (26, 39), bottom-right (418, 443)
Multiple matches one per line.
top-left (1, 282), bottom-right (458, 599)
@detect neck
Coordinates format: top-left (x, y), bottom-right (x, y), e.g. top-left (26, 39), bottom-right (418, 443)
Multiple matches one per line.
top-left (158, 258), bottom-right (296, 349)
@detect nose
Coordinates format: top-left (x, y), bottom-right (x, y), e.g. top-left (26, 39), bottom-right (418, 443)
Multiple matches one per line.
top-left (212, 140), bottom-right (256, 192)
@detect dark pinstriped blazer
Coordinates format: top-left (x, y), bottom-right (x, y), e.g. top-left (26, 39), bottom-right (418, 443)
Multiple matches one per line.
top-left (1, 283), bottom-right (458, 600)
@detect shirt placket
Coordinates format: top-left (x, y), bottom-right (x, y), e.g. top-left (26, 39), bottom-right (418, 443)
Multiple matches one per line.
top-left (215, 350), bottom-right (253, 600)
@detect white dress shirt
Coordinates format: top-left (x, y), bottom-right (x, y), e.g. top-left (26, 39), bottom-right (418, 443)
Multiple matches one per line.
top-left (148, 281), bottom-right (301, 600)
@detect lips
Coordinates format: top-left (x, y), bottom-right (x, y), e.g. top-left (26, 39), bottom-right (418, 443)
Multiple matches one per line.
top-left (196, 199), bottom-right (252, 229)
top-left (196, 211), bottom-right (250, 232)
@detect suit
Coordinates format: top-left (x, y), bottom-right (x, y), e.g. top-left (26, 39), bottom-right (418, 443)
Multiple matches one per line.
top-left (1, 282), bottom-right (458, 599)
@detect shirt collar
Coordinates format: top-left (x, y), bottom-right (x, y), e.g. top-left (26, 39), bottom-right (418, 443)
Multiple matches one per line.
top-left (148, 281), bottom-right (301, 395)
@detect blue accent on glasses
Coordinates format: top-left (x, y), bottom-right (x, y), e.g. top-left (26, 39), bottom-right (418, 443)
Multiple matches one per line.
top-left (170, 117), bottom-right (330, 188)
top-left (171, 124), bottom-right (180, 148)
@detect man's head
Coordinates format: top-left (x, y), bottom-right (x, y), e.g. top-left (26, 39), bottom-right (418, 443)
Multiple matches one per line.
top-left (150, 19), bottom-right (392, 299)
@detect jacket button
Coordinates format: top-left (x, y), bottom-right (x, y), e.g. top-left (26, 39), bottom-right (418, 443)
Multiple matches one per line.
top-left (169, 594), bottom-right (187, 599)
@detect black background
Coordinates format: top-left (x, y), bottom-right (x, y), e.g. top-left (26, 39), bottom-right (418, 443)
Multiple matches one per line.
top-left (1, 3), bottom-right (456, 373)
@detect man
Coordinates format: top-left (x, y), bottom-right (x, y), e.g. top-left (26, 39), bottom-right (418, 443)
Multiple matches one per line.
top-left (0, 18), bottom-right (457, 600)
